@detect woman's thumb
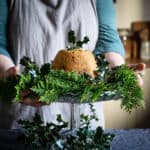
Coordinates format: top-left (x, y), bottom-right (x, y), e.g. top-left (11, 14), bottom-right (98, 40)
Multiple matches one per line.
top-left (6, 66), bottom-right (19, 77)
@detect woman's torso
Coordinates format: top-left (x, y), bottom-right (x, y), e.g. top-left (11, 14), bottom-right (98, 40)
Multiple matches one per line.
top-left (9, 0), bottom-right (98, 66)
top-left (0, 0), bottom-right (105, 129)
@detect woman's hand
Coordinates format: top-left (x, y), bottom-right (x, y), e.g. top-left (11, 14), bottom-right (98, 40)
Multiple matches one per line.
top-left (21, 98), bottom-right (47, 107)
top-left (0, 55), bottom-right (18, 78)
top-left (105, 52), bottom-right (125, 68)
top-left (0, 55), bottom-right (47, 107)
top-left (105, 52), bottom-right (145, 87)
top-left (21, 90), bottom-right (47, 107)
top-left (128, 63), bottom-right (146, 87)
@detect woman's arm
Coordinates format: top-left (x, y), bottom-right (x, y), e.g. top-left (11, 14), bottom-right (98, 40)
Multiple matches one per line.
top-left (0, 0), bottom-right (15, 71)
top-left (94, 0), bottom-right (145, 87)
top-left (94, 0), bottom-right (125, 67)
top-left (0, 0), bottom-right (17, 78)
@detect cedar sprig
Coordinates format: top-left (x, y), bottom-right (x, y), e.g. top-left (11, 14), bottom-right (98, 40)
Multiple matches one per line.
top-left (0, 55), bottom-right (145, 112)
top-left (105, 65), bottom-right (145, 112)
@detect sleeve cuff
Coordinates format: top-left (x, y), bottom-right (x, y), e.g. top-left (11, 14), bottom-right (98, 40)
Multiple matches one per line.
top-left (0, 46), bottom-right (11, 58)
top-left (94, 24), bottom-right (125, 58)
top-left (94, 44), bottom-right (125, 58)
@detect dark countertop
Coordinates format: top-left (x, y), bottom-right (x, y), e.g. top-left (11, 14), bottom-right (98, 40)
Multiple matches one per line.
top-left (0, 129), bottom-right (150, 150)
top-left (108, 129), bottom-right (150, 150)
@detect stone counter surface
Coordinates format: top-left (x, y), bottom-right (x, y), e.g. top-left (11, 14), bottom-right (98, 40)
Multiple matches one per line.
top-left (0, 129), bottom-right (150, 150)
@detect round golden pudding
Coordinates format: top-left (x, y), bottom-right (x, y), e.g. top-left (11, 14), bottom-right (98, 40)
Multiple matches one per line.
top-left (52, 49), bottom-right (97, 78)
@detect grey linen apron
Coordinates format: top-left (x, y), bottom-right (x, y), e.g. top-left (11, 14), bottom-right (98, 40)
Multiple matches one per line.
top-left (0, 0), bottom-right (105, 129)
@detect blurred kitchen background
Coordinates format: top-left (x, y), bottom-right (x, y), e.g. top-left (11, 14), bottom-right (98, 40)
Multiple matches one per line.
top-left (104, 0), bottom-right (150, 129)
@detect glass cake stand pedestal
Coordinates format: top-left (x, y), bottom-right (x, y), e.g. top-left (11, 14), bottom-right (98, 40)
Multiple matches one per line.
top-left (70, 103), bottom-right (79, 130)
top-left (58, 96), bottom-right (82, 130)
top-left (57, 93), bottom-right (119, 130)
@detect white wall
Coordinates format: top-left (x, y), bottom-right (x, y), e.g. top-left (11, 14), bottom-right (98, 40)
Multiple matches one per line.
top-left (115, 0), bottom-right (150, 28)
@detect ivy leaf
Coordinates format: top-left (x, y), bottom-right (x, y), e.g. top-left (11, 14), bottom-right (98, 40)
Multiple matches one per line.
top-left (76, 41), bottom-right (83, 48)
top-left (68, 30), bottom-right (76, 44)
top-left (83, 36), bottom-right (90, 43)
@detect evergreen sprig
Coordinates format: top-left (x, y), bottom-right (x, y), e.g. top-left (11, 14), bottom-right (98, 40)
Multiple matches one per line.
top-left (67, 30), bottom-right (90, 50)
top-left (0, 76), bottom-right (19, 103)
top-left (18, 104), bottom-right (115, 150)
top-left (18, 113), bottom-right (68, 150)
top-left (0, 55), bottom-right (145, 112)
top-left (105, 65), bottom-right (145, 112)
top-left (64, 103), bottom-right (114, 150)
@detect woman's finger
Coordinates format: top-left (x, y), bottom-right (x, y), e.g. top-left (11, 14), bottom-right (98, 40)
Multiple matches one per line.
top-left (21, 91), bottom-right (47, 107)
top-left (135, 73), bottom-right (143, 87)
top-left (21, 98), bottom-right (47, 107)
top-left (128, 63), bottom-right (146, 72)
top-left (128, 63), bottom-right (146, 87)
top-left (5, 66), bottom-right (19, 77)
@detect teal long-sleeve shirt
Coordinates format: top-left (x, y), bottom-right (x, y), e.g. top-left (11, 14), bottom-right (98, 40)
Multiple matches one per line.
top-left (0, 0), bottom-right (125, 59)
top-left (0, 0), bottom-right (11, 57)
top-left (94, 0), bottom-right (125, 57)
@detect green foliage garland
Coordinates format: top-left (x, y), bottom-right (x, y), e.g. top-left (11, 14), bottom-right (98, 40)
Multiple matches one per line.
top-left (0, 55), bottom-right (144, 112)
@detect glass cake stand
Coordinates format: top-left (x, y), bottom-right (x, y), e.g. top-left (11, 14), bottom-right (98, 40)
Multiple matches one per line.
top-left (57, 92), bottom-right (119, 130)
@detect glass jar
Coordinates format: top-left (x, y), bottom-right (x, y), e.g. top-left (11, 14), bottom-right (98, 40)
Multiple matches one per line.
top-left (139, 28), bottom-right (150, 61)
top-left (118, 29), bottom-right (133, 59)
top-left (140, 41), bottom-right (150, 61)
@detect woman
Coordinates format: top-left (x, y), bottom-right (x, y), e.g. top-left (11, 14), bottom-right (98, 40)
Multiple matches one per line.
top-left (0, 0), bottom-right (144, 129)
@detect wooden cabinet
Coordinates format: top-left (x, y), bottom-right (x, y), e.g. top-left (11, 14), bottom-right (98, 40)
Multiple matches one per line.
top-left (131, 21), bottom-right (150, 60)
top-left (118, 21), bottom-right (150, 61)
